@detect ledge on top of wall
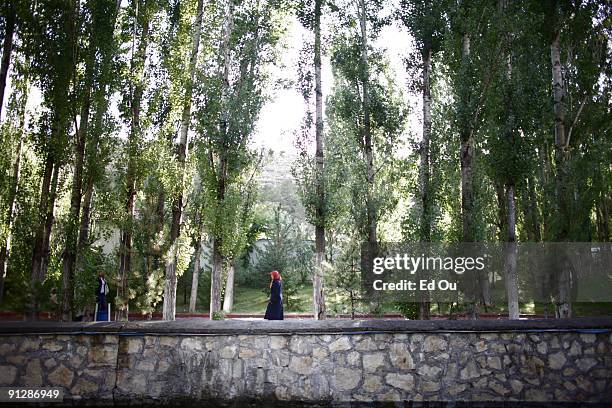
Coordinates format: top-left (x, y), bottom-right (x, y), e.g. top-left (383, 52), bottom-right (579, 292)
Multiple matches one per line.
top-left (0, 317), bottom-right (611, 336)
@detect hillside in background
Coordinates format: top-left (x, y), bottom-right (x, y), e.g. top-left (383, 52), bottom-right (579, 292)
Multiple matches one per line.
top-left (257, 150), bottom-right (309, 228)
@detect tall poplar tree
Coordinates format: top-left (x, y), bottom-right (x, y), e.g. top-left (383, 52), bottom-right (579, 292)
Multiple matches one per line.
top-left (26, 0), bottom-right (79, 318)
top-left (60, 0), bottom-right (119, 322)
top-left (116, 0), bottom-right (153, 321)
top-left (162, 0), bottom-right (205, 321)
top-left (295, 0), bottom-right (327, 319)
top-left (398, 0), bottom-right (445, 319)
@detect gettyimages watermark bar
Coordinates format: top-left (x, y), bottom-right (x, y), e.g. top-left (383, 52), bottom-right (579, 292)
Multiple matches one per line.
top-left (360, 242), bottom-right (612, 304)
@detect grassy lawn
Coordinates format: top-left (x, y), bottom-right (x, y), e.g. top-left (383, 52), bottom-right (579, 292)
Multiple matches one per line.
top-left (170, 284), bottom-right (612, 317)
top-left (174, 285), bottom-right (315, 314)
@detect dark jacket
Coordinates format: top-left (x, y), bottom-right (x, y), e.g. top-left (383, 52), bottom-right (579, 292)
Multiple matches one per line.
top-left (264, 280), bottom-right (283, 320)
top-left (96, 277), bottom-right (108, 300)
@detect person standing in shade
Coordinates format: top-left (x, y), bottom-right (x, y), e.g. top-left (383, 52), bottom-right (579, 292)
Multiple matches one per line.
top-left (264, 270), bottom-right (284, 320)
top-left (96, 271), bottom-right (109, 310)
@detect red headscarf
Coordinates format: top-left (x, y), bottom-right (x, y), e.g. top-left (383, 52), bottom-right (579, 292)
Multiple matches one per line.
top-left (270, 270), bottom-right (281, 281)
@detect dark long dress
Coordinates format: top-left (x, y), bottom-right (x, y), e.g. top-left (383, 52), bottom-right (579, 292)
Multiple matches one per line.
top-left (96, 277), bottom-right (107, 308)
top-left (264, 280), bottom-right (284, 320)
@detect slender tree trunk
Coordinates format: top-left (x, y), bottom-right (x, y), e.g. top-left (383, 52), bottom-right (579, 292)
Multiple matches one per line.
top-left (117, 15), bottom-right (150, 322)
top-left (41, 161), bottom-right (61, 288)
top-left (29, 154), bottom-right (58, 319)
top-left (210, 159), bottom-right (228, 317)
top-left (55, 0), bottom-right (80, 320)
top-left (459, 34), bottom-right (475, 243)
top-left (551, 30), bottom-right (567, 234)
top-left (518, 183), bottom-right (530, 242)
top-left (495, 182), bottom-right (507, 240)
top-left (117, 153), bottom-right (137, 321)
top-left (210, 161), bottom-right (227, 317)
top-left (60, 56), bottom-right (94, 322)
top-left (0, 4), bottom-right (15, 119)
top-left (210, 237), bottom-right (223, 316)
top-left (360, 0), bottom-right (375, 249)
top-left (499, 3), bottom-right (519, 319)
top-left (418, 46), bottom-right (433, 320)
top-left (0, 77), bottom-right (28, 303)
top-left (551, 25), bottom-right (571, 318)
top-left (326, 229), bottom-right (334, 263)
top-left (479, 270), bottom-right (492, 311)
top-left (140, 191), bottom-right (165, 314)
top-left (31, 156), bottom-right (54, 286)
top-left (77, 92), bottom-right (107, 254)
top-left (505, 185), bottom-right (519, 319)
top-left (312, 0), bottom-right (326, 320)
top-left (358, 0), bottom-right (378, 304)
top-left (358, 0), bottom-right (379, 313)
top-left (419, 47), bottom-right (433, 243)
top-left (151, 191), bottom-right (165, 268)
top-left (189, 228), bottom-right (203, 313)
top-left (0, 118), bottom-right (25, 304)
top-left (459, 34), bottom-right (475, 246)
top-left (163, 0), bottom-right (204, 321)
top-left (222, 261), bottom-right (235, 313)
top-left (78, 184), bottom-right (94, 250)
top-left (29, 0), bottom-right (77, 320)
top-left (525, 177), bottom-right (541, 241)
top-left (458, 32), bottom-right (479, 319)
top-left (595, 191), bottom-right (609, 242)
top-left (538, 141), bottom-right (552, 239)
top-left (210, 0), bottom-right (233, 319)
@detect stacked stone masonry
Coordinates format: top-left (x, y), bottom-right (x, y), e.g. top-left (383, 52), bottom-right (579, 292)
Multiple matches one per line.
top-left (0, 323), bottom-right (610, 404)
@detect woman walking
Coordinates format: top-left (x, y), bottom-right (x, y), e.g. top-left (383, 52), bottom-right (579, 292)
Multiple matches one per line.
top-left (264, 270), bottom-right (284, 320)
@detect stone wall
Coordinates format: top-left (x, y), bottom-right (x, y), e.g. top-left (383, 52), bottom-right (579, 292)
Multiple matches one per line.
top-left (0, 319), bottom-right (611, 405)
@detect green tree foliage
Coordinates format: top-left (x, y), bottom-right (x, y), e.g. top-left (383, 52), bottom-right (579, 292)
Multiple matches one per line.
top-left (327, 238), bottom-right (362, 318)
top-left (0, 0), bottom-right (608, 321)
top-left (325, 40), bottom-right (407, 241)
top-left (252, 204), bottom-right (313, 309)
